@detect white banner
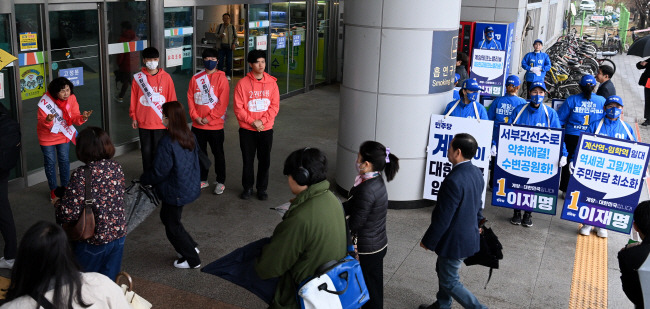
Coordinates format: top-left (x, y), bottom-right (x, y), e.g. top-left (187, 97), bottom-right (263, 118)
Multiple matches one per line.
top-left (423, 114), bottom-right (494, 207)
top-left (166, 47), bottom-right (183, 68)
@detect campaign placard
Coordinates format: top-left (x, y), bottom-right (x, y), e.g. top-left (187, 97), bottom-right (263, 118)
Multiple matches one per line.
top-left (561, 133), bottom-right (650, 234)
top-left (492, 124), bottom-right (564, 215)
top-left (423, 114), bottom-right (494, 207)
top-left (166, 47), bottom-right (183, 67)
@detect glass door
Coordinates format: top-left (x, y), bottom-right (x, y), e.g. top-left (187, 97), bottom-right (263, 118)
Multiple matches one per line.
top-left (288, 2), bottom-right (306, 93)
top-left (268, 2), bottom-right (307, 94)
top-left (248, 4), bottom-right (270, 69)
top-left (314, 1), bottom-right (329, 84)
top-left (49, 4), bottom-right (104, 163)
top-left (0, 13), bottom-right (20, 179)
top-left (164, 6), bottom-right (193, 110)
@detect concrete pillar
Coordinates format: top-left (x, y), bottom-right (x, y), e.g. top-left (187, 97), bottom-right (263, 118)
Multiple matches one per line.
top-left (149, 0), bottom-right (165, 65)
top-left (336, 0), bottom-right (461, 207)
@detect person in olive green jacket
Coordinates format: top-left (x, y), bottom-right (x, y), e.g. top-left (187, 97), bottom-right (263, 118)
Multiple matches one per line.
top-left (255, 148), bottom-right (347, 309)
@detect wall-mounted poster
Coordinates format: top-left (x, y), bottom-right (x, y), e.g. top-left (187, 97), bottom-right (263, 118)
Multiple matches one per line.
top-left (19, 64), bottom-right (45, 100)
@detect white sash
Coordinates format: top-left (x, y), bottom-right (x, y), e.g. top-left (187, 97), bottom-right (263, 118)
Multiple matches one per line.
top-left (595, 118), bottom-right (634, 141)
top-left (194, 70), bottom-right (219, 110)
top-left (512, 103), bottom-right (550, 127)
top-left (444, 99), bottom-right (481, 122)
top-left (134, 72), bottom-right (164, 120)
top-left (38, 95), bottom-right (77, 144)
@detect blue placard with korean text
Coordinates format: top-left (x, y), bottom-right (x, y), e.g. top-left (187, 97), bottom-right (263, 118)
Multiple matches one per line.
top-left (59, 67), bottom-right (84, 86)
top-left (492, 124), bottom-right (564, 215)
top-left (470, 22), bottom-right (515, 97)
top-left (428, 30), bottom-right (458, 94)
top-left (277, 36), bottom-right (286, 49)
top-left (561, 133), bottom-right (650, 234)
top-left (293, 35), bottom-right (301, 46)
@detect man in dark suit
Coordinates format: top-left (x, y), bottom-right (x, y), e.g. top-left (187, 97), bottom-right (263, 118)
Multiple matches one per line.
top-left (596, 65), bottom-right (616, 100)
top-left (419, 133), bottom-right (487, 309)
top-left (618, 200), bottom-right (650, 308)
top-left (636, 58), bottom-right (650, 126)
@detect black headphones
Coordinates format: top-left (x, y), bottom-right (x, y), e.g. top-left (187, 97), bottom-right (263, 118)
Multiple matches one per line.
top-left (293, 148), bottom-right (311, 186)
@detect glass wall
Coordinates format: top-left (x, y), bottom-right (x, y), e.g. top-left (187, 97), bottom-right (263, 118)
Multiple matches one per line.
top-left (107, 2), bottom-right (148, 146)
top-left (248, 3), bottom-right (270, 70)
top-left (15, 4), bottom-right (47, 174)
top-left (314, 1), bottom-right (329, 84)
top-left (164, 6), bottom-right (193, 111)
top-left (0, 14), bottom-right (20, 179)
top-left (268, 2), bottom-right (306, 94)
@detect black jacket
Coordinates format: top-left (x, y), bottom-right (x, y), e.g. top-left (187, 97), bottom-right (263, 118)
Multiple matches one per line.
top-left (343, 176), bottom-right (388, 253)
top-left (596, 79), bottom-right (616, 99)
top-left (618, 240), bottom-right (650, 308)
top-left (637, 58), bottom-right (650, 86)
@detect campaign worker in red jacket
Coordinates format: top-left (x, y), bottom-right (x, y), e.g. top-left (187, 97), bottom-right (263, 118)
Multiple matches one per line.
top-left (37, 77), bottom-right (92, 200)
top-left (233, 49), bottom-right (280, 200)
top-left (188, 48), bottom-right (229, 194)
top-left (130, 47), bottom-right (177, 173)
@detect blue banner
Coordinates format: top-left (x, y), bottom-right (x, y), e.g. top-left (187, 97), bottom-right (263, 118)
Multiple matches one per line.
top-left (293, 34), bottom-right (301, 46)
top-left (492, 124), bottom-right (564, 214)
top-left (470, 22), bottom-right (514, 97)
top-left (58, 67), bottom-right (84, 86)
top-left (277, 36), bottom-right (286, 49)
top-left (561, 133), bottom-right (650, 233)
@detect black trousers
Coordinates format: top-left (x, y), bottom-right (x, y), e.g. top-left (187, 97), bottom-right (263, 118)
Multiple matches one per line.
top-left (560, 134), bottom-right (579, 192)
top-left (239, 128), bottom-right (273, 191)
top-left (645, 87), bottom-right (650, 119)
top-left (192, 127), bottom-right (226, 183)
top-left (138, 128), bottom-right (165, 173)
top-left (0, 169), bottom-right (16, 259)
top-left (359, 247), bottom-right (387, 309)
top-left (160, 202), bottom-right (200, 267)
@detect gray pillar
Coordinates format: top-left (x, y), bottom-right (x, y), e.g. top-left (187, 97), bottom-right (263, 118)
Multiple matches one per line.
top-left (336, 0), bottom-right (461, 206)
top-left (149, 0), bottom-right (165, 65)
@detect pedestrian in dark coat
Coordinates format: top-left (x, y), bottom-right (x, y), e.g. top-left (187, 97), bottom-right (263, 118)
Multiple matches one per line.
top-left (618, 200), bottom-right (650, 308)
top-left (636, 58), bottom-right (650, 125)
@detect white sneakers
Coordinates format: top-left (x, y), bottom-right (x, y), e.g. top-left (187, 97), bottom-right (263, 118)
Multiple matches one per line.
top-left (0, 257), bottom-right (15, 269)
top-left (227, 76), bottom-right (232, 81)
top-left (213, 183), bottom-right (225, 195)
top-left (200, 181), bottom-right (209, 189)
top-left (173, 259), bottom-right (200, 269)
top-left (578, 225), bottom-right (608, 238)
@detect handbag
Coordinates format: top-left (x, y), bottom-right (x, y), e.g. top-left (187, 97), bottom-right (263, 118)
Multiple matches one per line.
top-left (464, 222), bottom-right (503, 288)
top-left (116, 272), bottom-right (153, 309)
top-left (62, 167), bottom-right (96, 241)
top-left (297, 206), bottom-right (370, 309)
top-left (123, 180), bottom-right (160, 233)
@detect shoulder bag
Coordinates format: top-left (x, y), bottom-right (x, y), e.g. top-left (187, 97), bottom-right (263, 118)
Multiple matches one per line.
top-left (297, 204), bottom-right (370, 309)
top-left (63, 167), bottom-right (96, 241)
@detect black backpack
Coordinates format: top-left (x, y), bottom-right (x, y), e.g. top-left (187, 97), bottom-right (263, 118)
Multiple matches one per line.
top-left (464, 225), bottom-right (503, 288)
top-left (0, 106), bottom-right (21, 170)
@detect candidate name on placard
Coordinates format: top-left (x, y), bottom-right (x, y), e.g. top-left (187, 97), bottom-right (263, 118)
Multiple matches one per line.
top-left (561, 133), bottom-right (650, 234)
top-left (423, 114), bottom-right (493, 207)
top-left (492, 124), bottom-right (564, 215)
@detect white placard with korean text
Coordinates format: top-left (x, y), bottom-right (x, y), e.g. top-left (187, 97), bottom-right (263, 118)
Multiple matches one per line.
top-left (423, 114), bottom-right (494, 207)
top-left (166, 47), bottom-right (183, 68)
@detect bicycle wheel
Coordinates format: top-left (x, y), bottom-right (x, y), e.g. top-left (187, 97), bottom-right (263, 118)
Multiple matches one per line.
top-left (597, 58), bottom-right (616, 72)
top-left (582, 58), bottom-right (599, 75)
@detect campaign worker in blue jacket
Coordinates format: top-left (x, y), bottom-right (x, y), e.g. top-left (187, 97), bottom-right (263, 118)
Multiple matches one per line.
top-left (141, 101), bottom-right (201, 269)
top-left (504, 82), bottom-right (568, 228)
top-left (477, 26), bottom-right (502, 50)
top-left (452, 73), bottom-right (461, 102)
top-left (488, 75), bottom-right (527, 147)
top-left (443, 79), bottom-right (489, 120)
top-left (576, 95), bottom-right (635, 239)
top-left (521, 39), bottom-right (552, 91)
top-left (556, 74), bottom-right (605, 195)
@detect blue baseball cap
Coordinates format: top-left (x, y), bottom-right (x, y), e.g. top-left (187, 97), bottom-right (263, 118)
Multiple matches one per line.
top-left (461, 79), bottom-right (482, 91)
top-left (529, 81), bottom-right (547, 92)
top-left (485, 26), bottom-right (494, 33)
top-left (605, 95), bottom-right (624, 107)
top-left (454, 73), bottom-right (460, 83)
top-left (534, 39), bottom-right (543, 45)
top-left (506, 75), bottom-right (520, 87)
top-left (579, 75), bottom-right (597, 86)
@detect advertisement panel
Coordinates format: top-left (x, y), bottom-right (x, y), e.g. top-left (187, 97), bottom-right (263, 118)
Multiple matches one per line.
top-left (561, 134), bottom-right (650, 234)
top-left (470, 22), bottom-right (515, 97)
top-left (492, 124), bottom-right (564, 215)
top-left (19, 64), bottom-right (45, 100)
top-left (429, 30), bottom-right (458, 94)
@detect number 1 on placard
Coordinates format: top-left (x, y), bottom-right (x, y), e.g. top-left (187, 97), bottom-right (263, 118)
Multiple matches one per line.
top-left (567, 191), bottom-right (580, 210)
top-left (496, 178), bottom-right (506, 197)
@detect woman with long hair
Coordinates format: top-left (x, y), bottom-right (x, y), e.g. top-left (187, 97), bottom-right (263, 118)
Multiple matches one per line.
top-left (343, 141), bottom-right (399, 309)
top-left (142, 101), bottom-right (201, 269)
top-left (54, 126), bottom-right (127, 281)
top-left (1, 221), bottom-right (128, 308)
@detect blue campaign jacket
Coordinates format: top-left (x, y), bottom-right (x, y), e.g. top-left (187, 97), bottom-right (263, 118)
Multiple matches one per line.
top-left (141, 134), bottom-right (200, 206)
top-left (478, 39), bottom-right (501, 50)
top-left (421, 161), bottom-right (483, 259)
top-left (508, 103), bottom-right (569, 157)
top-left (452, 89), bottom-right (460, 102)
top-left (488, 94), bottom-right (526, 144)
top-left (443, 99), bottom-right (489, 120)
top-left (586, 117), bottom-right (636, 141)
top-left (521, 51), bottom-right (551, 83)
top-left (557, 93), bottom-right (605, 136)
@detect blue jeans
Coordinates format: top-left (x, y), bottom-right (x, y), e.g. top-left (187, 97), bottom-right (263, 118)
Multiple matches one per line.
top-left (435, 256), bottom-right (487, 309)
top-left (218, 47), bottom-right (233, 76)
top-left (74, 236), bottom-right (125, 281)
top-left (40, 143), bottom-right (70, 190)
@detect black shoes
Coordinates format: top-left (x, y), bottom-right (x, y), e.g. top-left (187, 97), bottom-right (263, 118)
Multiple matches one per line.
top-left (522, 212), bottom-right (533, 227)
top-left (510, 210), bottom-right (522, 225)
top-left (418, 302), bottom-right (441, 309)
top-left (257, 190), bottom-right (268, 201)
top-left (642, 120), bottom-right (650, 126)
top-left (240, 188), bottom-right (253, 200)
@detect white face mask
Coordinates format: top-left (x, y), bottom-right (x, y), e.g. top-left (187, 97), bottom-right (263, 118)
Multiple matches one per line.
top-left (145, 61), bottom-right (158, 70)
